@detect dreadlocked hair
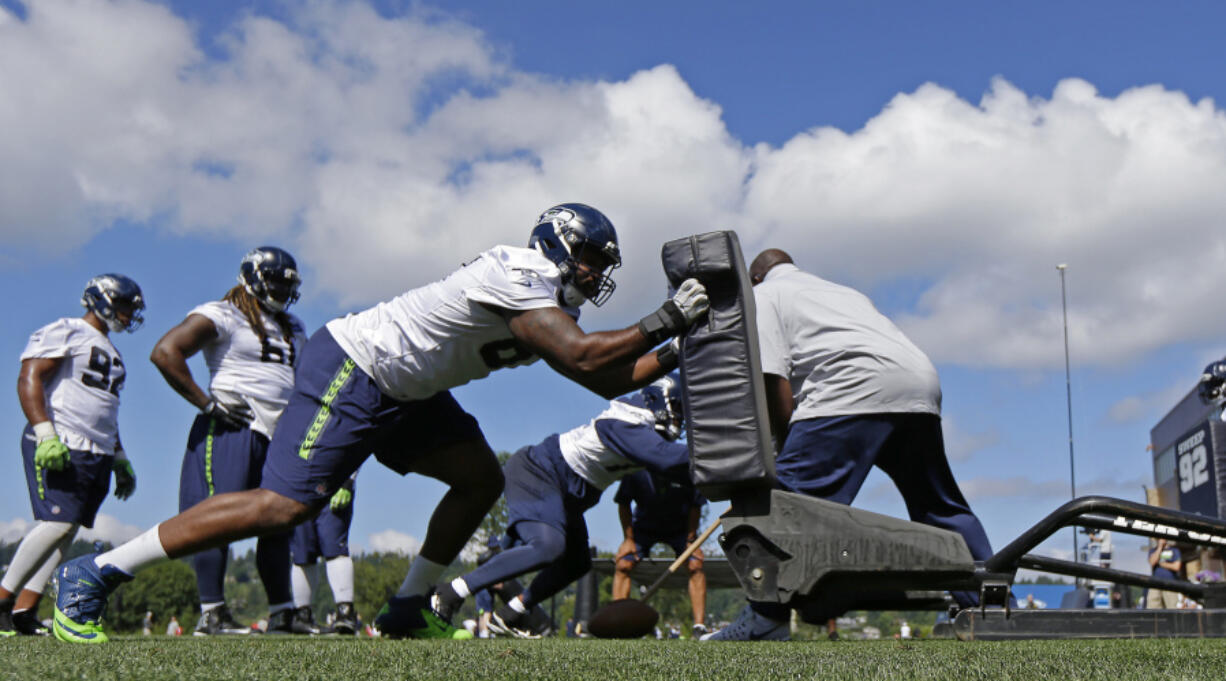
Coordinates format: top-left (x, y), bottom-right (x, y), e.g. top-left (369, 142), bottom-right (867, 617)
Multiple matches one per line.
top-left (222, 285), bottom-right (296, 345)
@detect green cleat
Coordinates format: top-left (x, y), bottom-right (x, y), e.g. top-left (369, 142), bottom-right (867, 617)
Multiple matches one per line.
top-left (375, 595), bottom-right (473, 640)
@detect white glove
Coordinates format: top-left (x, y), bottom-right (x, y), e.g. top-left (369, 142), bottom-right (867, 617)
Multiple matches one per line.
top-left (671, 279), bottom-right (709, 324)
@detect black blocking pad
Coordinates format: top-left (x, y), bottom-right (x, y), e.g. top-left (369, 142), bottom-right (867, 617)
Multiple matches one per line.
top-left (661, 231), bottom-right (775, 500)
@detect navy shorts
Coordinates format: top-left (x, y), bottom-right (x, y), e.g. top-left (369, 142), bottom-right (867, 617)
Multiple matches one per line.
top-left (775, 412), bottom-right (993, 561)
top-left (503, 436), bottom-right (601, 540)
top-left (261, 327), bottom-right (483, 506)
top-left (22, 426), bottom-right (111, 528)
top-left (179, 414), bottom-right (270, 512)
top-left (291, 499), bottom-right (354, 564)
top-left (623, 531), bottom-right (695, 563)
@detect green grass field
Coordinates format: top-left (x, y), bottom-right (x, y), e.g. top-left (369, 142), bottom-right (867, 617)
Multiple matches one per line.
top-left (4, 636), bottom-right (1225, 681)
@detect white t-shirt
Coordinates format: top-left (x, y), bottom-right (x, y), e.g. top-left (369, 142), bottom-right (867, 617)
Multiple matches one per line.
top-left (754, 264), bottom-right (941, 422)
top-left (189, 300), bottom-right (307, 438)
top-left (558, 400), bottom-right (654, 491)
top-left (21, 317), bottom-right (124, 454)
top-left (327, 246), bottom-right (576, 401)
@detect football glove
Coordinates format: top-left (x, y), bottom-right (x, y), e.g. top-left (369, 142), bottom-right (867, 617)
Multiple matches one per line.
top-left (112, 458), bottom-right (136, 500)
top-left (330, 488), bottom-right (353, 510)
top-left (637, 278), bottom-right (710, 345)
top-left (203, 398), bottom-right (254, 429)
top-left (1198, 361), bottom-right (1226, 404)
top-left (34, 435), bottom-right (71, 472)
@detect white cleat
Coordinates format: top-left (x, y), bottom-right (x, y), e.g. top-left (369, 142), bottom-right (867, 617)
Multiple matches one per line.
top-left (699, 605), bottom-right (789, 641)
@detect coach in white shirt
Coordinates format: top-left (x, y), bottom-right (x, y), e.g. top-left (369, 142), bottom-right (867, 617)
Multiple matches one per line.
top-left (703, 248), bottom-right (993, 642)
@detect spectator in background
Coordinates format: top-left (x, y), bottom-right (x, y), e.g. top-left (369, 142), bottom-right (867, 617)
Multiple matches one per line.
top-left (1146, 538), bottom-right (1183, 609)
top-left (142, 610), bottom-right (153, 636)
top-left (166, 615), bottom-right (182, 636)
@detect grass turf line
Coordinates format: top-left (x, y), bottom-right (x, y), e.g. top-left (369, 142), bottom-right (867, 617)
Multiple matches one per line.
top-left (4, 636), bottom-right (1226, 681)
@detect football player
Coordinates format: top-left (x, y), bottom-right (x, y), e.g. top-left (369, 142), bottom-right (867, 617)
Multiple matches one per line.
top-left (0, 275), bottom-right (144, 637)
top-left (612, 468), bottom-right (708, 638)
top-left (431, 373), bottom-right (691, 639)
top-left (149, 247), bottom-right (307, 637)
top-left (289, 471), bottom-right (360, 635)
top-left (53, 203), bottom-right (708, 643)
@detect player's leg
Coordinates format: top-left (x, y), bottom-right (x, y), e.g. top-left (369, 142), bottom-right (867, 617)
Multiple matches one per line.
top-left (611, 539), bottom-right (644, 600)
top-left (317, 500), bottom-right (357, 634)
top-left (680, 539), bottom-right (707, 635)
top-left (373, 393), bottom-right (501, 640)
top-left (433, 443), bottom-right (566, 622)
top-left (706, 416), bottom-right (887, 641)
top-left (875, 413), bottom-right (994, 608)
top-left (490, 519), bottom-right (589, 638)
top-left (177, 417), bottom-right (255, 635)
top-left (0, 520), bottom-right (77, 636)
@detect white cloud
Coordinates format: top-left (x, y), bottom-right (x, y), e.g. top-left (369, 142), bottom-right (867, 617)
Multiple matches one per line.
top-left (0, 514), bottom-right (144, 546)
top-left (78, 514), bottom-right (146, 546)
top-left (5, 1), bottom-right (1226, 370)
top-left (367, 529), bottom-right (421, 556)
top-left (942, 417), bottom-right (1000, 462)
top-left (0, 517), bottom-right (32, 544)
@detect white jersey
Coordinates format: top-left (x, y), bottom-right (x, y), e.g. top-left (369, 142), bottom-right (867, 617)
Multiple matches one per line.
top-left (327, 246), bottom-right (576, 401)
top-left (189, 300), bottom-right (307, 438)
top-left (755, 264), bottom-right (941, 422)
top-left (558, 400), bottom-right (655, 491)
top-left (21, 318), bottom-right (124, 455)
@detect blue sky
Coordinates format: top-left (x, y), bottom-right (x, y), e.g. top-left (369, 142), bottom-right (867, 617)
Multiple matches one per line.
top-left (3, 0), bottom-right (1226, 578)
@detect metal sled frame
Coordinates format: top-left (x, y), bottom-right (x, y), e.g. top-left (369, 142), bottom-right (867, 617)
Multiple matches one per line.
top-left (720, 491), bottom-right (1226, 639)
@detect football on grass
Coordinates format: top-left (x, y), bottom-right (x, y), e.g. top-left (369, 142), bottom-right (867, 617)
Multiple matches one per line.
top-left (586, 599), bottom-right (659, 639)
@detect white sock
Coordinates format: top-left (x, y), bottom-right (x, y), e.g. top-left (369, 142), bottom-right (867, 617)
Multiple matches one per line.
top-left (396, 556), bottom-right (447, 598)
top-left (201, 601), bottom-right (224, 613)
top-left (449, 577), bottom-right (471, 599)
top-left (325, 556), bottom-right (354, 603)
top-left (0, 521), bottom-right (77, 593)
top-left (291, 564), bottom-right (314, 609)
top-left (509, 596), bottom-right (528, 615)
top-left (96, 525), bottom-right (168, 575)
top-left (22, 532), bottom-right (74, 596)
top-left (269, 601), bottom-right (293, 615)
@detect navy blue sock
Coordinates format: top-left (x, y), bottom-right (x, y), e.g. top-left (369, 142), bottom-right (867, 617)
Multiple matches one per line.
top-left (193, 546), bottom-right (228, 604)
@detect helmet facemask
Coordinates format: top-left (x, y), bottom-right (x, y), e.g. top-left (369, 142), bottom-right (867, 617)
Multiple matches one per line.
top-left (239, 247), bottom-right (302, 312)
top-left (82, 275), bottom-right (145, 333)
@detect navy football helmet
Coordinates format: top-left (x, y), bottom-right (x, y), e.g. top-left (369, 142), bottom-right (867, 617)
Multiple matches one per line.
top-left (642, 372), bottom-right (684, 441)
top-left (239, 246), bottom-right (301, 312)
top-left (529, 203), bottom-right (621, 307)
top-left (1199, 360), bottom-right (1226, 405)
top-left (81, 274), bottom-right (145, 333)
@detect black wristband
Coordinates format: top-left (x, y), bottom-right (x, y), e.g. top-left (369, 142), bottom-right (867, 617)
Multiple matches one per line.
top-left (656, 342), bottom-right (679, 371)
top-left (637, 300), bottom-right (687, 345)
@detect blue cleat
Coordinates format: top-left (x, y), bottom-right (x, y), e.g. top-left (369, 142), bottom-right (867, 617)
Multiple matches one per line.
top-left (52, 554), bottom-right (132, 644)
top-left (375, 595), bottom-right (472, 640)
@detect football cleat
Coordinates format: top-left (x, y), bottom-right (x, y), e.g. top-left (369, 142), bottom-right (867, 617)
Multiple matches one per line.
top-left (193, 604), bottom-right (252, 636)
top-left (691, 623), bottom-right (709, 639)
top-left (291, 606), bottom-right (324, 635)
top-left (699, 605), bottom-right (789, 642)
top-left (13, 610), bottom-right (51, 636)
top-left (0, 598), bottom-right (15, 637)
top-left (487, 605), bottom-right (541, 639)
top-left (331, 602), bottom-right (358, 636)
top-left (374, 595), bottom-right (472, 640)
top-left (429, 583), bottom-right (463, 624)
top-left (52, 554), bottom-right (133, 644)
top-left (263, 608), bottom-right (295, 635)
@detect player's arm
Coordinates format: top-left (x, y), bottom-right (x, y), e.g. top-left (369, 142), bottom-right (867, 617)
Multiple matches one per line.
top-left (150, 314), bottom-right (219, 410)
top-left (505, 307), bottom-right (668, 399)
top-left (17, 357), bottom-right (63, 426)
top-left (763, 372), bottom-right (794, 451)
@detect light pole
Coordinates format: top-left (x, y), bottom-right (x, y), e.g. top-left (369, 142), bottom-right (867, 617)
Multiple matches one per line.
top-left (1057, 263), bottom-right (1077, 564)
